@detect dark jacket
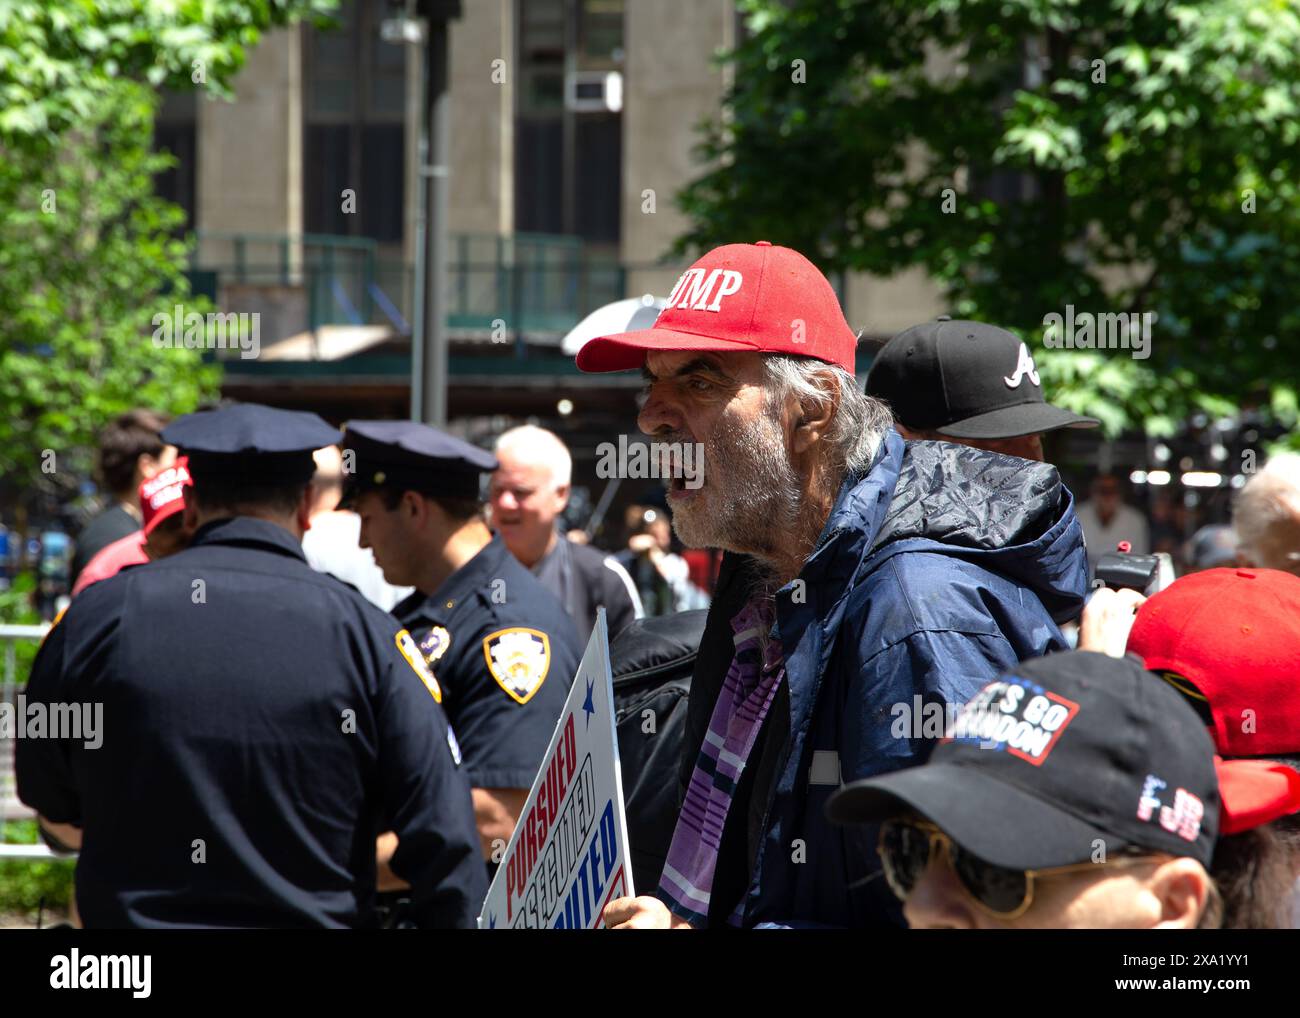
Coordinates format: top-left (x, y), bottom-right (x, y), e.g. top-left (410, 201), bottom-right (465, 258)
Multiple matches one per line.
top-left (20, 518), bottom-right (485, 929)
top-left (678, 433), bottom-right (1088, 927)
top-left (532, 535), bottom-right (641, 643)
top-left (71, 503), bottom-right (138, 583)
top-left (610, 610), bottom-right (707, 894)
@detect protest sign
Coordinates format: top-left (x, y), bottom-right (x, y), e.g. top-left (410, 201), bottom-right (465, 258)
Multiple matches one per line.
top-left (479, 609), bottom-right (635, 928)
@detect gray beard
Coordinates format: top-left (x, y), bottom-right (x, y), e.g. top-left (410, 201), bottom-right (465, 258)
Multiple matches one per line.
top-left (666, 406), bottom-right (803, 562)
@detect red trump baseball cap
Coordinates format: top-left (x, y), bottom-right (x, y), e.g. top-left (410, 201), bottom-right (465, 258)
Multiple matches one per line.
top-left (575, 241), bottom-right (858, 373)
top-left (139, 457), bottom-right (192, 535)
top-left (1127, 567), bottom-right (1300, 758)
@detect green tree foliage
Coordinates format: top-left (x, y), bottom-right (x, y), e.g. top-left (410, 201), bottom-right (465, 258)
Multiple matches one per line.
top-left (0, 0), bottom-right (338, 502)
top-left (0, 821), bottom-right (76, 921)
top-left (678, 0), bottom-right (1300, 437)
top-left (0, 82), bottom-right (218, 500)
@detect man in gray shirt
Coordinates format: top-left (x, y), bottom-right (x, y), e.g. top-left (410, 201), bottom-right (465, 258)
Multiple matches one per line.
top-left (489, 425), bottom-right (641, 642)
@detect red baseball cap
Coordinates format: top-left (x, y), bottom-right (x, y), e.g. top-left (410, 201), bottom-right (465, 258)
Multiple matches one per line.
top-left (1127, 567), bottom-right (1300, 758)
top-left (139, 457), bottom-right (192, 535)
top-left (575, 241), bottom-right (858, 373)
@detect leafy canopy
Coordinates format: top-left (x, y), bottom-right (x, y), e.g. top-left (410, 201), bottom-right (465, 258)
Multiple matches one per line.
top-left (678, 0), bottom-right (1300, 438)
top-left (0, 0), bottom-right (338, 503)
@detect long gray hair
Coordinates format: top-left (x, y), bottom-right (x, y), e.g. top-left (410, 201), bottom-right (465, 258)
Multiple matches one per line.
top-left (762, 355), bottom-right (893, 479)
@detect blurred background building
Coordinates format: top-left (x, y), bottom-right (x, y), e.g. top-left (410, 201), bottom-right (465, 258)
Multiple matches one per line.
top-left (162, 2), bottom-right (939, 419)
top-left (140, 0), bottom-right (1267, 555)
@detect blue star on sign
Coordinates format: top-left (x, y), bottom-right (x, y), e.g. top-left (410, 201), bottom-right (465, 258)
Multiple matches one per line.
top-left (488, 912), bottom-right (497, 929)
top-left (582, 678), bottom-right (596, 729)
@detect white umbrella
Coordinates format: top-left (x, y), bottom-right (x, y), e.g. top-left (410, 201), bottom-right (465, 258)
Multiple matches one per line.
top-left (560, 296), bottom-right (666, 357)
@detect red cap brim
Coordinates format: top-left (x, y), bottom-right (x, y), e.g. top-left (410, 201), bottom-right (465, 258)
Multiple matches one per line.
top-left (575, 328), bottom-right (762, 372)
top-left (1216, 757), bottom-right (1300, 835)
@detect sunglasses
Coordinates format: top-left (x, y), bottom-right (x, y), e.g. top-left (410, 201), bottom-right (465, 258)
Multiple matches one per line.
top-left (878, 818), bottom-right (1161, 920)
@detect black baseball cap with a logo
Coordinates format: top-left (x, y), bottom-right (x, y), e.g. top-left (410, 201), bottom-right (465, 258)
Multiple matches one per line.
top-left (826, 652), bottom-right (1220, 868)
top-left (866, 317), bottom-right (1099, 439)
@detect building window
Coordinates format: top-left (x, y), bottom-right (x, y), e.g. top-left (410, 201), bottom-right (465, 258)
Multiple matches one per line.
top-left (304, 0), bottom-right (407, 244)
top-left (155, 89), bottom-right (197, 231)
top-left (515, 0), bottom-right (623, 247)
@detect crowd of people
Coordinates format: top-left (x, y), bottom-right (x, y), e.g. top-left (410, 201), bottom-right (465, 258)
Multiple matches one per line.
top-left (13, 239), bottom-right (1300, 929)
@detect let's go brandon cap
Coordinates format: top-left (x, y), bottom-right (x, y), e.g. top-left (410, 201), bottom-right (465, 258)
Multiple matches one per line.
top-left (575, 241), bottom-right (858, 373)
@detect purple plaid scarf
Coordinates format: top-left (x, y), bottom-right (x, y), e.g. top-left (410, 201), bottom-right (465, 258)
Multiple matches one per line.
top-left (658, 599), bottom-right (785, 926)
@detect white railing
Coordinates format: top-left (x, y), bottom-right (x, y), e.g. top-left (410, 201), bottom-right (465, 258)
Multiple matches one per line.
top-left (0, 623), bottom-right (68, 860)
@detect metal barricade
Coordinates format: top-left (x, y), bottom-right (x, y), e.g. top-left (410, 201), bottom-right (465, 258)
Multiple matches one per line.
top-left (0, 623), bottom-right (65, 860)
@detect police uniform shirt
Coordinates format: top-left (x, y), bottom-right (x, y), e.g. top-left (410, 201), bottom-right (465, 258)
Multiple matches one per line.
top-left (17, 517), bottom-right (487, 929)
top-left (393, 533), bottom-right (582, 791)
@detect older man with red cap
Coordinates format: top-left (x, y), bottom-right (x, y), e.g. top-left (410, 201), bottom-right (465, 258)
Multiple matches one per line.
top-left (579, 241), bottom-right (1089, 929)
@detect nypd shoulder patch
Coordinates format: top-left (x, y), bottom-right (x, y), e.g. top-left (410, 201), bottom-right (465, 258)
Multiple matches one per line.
top-left (396, 628), bottom-right (442, 703)
top-left (482, 627), bottom-right (551, 705)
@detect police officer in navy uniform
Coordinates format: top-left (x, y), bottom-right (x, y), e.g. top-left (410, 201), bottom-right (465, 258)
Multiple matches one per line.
top-left (17, 404), bottom-right (485, 928)
top-left (342, 421), bottom-right (582, 864)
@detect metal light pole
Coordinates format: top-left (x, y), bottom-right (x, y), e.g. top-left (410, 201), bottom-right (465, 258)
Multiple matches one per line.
top-left (416, 0), bottom-right (461, 426)
top-left (381, 2), bottom-right (427, 421)
top-left (388, 1), bottom-right (461, 425)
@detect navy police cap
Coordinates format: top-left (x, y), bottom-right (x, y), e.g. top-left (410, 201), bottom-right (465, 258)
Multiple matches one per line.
top-left (342, 420), bottom-right (497, 503)
top-left (162, 403), bottom-right (342, 484)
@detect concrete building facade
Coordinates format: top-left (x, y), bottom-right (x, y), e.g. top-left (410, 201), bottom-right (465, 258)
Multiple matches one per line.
top-left (173, 0), bottom-right (940, 372)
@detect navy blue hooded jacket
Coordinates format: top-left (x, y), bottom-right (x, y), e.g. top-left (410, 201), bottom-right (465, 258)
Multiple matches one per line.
top-left (675, 431), bottom-right (1088, 927)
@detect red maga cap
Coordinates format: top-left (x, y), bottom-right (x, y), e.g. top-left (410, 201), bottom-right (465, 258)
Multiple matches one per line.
top-left (575, 241), bottom-right (858, 373)
top-left (1128, 567), bottom-right (1300, 758)
top-left (139, 457), bottom-right (192, 535)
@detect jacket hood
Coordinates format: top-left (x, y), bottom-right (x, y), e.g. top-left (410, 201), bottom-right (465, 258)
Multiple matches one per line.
top-left (807, 432), bottom-right (1087, 623)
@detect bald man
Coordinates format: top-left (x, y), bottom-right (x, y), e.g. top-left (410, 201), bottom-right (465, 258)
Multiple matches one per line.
top-left (490, 425), bottom-right (641, 641)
